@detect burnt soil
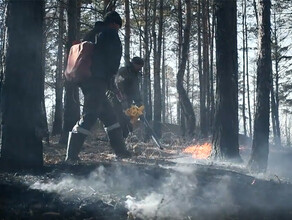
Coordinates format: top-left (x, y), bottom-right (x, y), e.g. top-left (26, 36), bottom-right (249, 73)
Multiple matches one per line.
top-left (1, 127), bottom-right (292, 220)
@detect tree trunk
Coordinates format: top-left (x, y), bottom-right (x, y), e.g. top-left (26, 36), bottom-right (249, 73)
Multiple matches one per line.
top-left (201, 0), bottom-right (209, 137)
top-left (124, 0), bottom-right (130, 64)
top-left (242, 0), bottom-right (247, 136)
top-left (248, 0), bottom-right (272, 172)
top-left (153, 0), bottom-right (163, 138)
top-left (52, 0), bottom-right (65, 136)
top-left (0, 1), bottom-right (7, 140)
top-left (211, 0), bottom-right (241, 161)
top-left (245, 12), bottom-right (252, 137)
top-left (59, 0), bottom-right (80, 144)
top-left (253, 0), bottom-right (259, 27)
top-left (162, 36), bottom-right (166, 123)
top-left (1, 0), bottom-right (45, 169)
top-left (197, 0), bottom-right (204, 137)
top-left (177, 0), bottom-right (184, 132)
top-left (176, 0), bottom-right (196, 139)
top-left (271, 12), bottom-right (281, 147)
top-left (209, 0), bottom-right (215, 131)
top-left (142, 0), bottom-right (152, 140)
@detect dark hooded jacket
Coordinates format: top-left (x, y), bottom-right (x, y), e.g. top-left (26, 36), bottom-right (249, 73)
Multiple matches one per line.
top-left (90, 27), bottom-right (122, 82)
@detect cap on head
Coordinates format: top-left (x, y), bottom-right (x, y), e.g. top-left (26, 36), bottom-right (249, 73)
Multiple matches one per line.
top-left (104, 11), bottom-right (122, 28)
top-left (94, 21), bottom-right (104, 29)
top-left (131, 57), bottom-right (144, 66)
top-left (94, 21), bottom-right (104, 32)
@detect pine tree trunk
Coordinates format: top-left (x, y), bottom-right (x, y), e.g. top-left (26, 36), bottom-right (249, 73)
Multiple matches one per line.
top-left (59, 0), bottom-right (80, 144)
top-left (124, 0), bottom-right (130, 64)
top-left (52, 0), bottom-right (65, 136)
top-left (242, 0), bottom-right (247, 136)
top-left (0, 1), bottom-right (7, 140)
top-left (176, 0), bottom-right (196, 139)
top-left (211, 0), bottom-right (241, 161)
top-left (271, 12), bottom-right (281, 147)
top-left (162, 36), bottom-right (166, 123)
top-left (142, 0), bottom-right (152, 140)
top-left (1, 0), bottom-right (45, 169)
top-left (209, 0), bottom-right (215, 130)
top-left (153, 0), bottom-right (163, 138)
top-left (197, 0), bottom-right (204, 137)
top-left (201, 0), bottom-right (209, 137)
top-left (245, 14), bottom-right (252, 137)
top-left (248, 0), bottom-right (272, 172)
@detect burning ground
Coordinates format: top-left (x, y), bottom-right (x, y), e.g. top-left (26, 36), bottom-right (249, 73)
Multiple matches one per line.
top-left (1, 130), bottom-right (292, 219)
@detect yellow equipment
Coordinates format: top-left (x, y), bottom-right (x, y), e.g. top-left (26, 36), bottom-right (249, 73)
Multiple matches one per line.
top-left (125, 105), bottom-right (144, 124)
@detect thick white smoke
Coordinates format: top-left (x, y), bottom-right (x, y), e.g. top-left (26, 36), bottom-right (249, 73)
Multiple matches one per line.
top-left (28, 163), bottom-right (237, 219)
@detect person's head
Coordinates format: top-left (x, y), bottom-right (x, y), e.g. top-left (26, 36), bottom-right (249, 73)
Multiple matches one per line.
top-left (131, 57), bottom-right (144, 72)
top-left (103, 11), bottom-right (122, 30)
top-left (94, 21), bottom-right (105, 33)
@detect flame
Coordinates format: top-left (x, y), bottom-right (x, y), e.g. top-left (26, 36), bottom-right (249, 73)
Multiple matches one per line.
top-left (183, 142), bottom-right (212, 159)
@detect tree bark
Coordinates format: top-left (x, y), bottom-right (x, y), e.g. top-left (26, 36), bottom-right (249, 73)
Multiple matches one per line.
top-left (162, 36), bottom-right (166, 123)
top-left (201, 0), bottom-right (209, 137)
top-left (124, 0), bottom-right (130, 64)
top-left (52, 0), bottom-right (65, 136)
top-left (197, 0), bottom-right (204, 137)
top-left (211, 0), bottom-right (241, 161)
top-left (142, 0), bottom-right (152, 140)
top-left (153, 0), bottom-right (163, 138)
top-left (59, 0), bottom-right (80, 144)
top-left (248, 0), bottom-right (272, 172)
top-left (1, 0), bottom-right (45, 169)
top-left (245, 11), bottom-right (252, 137)
top-left (271, 12), bottom-right (281, 147)
top-left (242, 0), bottom-right (247, 136)
top-left (176, 0), bottom-right (196, 139)
top-left (209, 0), bottom-right (215, 131)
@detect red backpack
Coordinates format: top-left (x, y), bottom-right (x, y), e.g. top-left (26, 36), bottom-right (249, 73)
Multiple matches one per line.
top-left (64, 41), bottom-right (95, 83)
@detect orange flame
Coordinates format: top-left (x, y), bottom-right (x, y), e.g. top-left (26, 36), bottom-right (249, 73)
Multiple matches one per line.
top-left (183, 142), bottom-right (212, 159)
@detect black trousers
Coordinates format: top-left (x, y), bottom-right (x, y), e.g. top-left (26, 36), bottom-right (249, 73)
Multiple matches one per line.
top-left (75, 79), bottom-right (118, 134)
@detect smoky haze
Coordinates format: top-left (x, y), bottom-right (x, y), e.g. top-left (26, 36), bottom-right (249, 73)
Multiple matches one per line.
top-left (23, 160), bottom-right (292, 219)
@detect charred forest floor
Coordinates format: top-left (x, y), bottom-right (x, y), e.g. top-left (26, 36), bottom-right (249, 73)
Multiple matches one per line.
top-left (1, 126), bottom-right (292, 220)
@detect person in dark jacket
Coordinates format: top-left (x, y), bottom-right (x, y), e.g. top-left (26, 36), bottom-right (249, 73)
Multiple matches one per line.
top-left (65, 11), bottom-right (131, 162)
top-left (82, 21), bottom-right (105, 43)
top-left (111, 57), bottom-right (144, 138)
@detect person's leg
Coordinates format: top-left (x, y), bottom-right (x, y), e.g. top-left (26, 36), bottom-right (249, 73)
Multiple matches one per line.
top-left (112, 96), bottom-right (132, 138)
top-left (65, 80), bottom-right (103, 161)
top-left (99, 98), bottom-right (131, 158)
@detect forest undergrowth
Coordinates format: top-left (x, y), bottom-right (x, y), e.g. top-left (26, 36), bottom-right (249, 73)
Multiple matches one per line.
top-left (1, 126), bottom-right (292, 219)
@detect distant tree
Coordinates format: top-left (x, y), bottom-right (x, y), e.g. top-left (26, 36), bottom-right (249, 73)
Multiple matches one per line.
top-left (200, 0), bottom-right (209, 137)
top-left (209, 0), bottom-right (215, 134)
top-left (241, 0), bottom-right (247, 136)
top-left (176, 0), bottom-right (196, 138)
top-left (153, 0), bottom-right (163, 138)
top-left (142, 0), bottom-right (152, 135)
top-left (248, 0), bottom-right (272, 172)
top-left (59, 0), bottom-right (81, 144)
top-left (1, 0), bottom-right (45, 169)
top-left (211, 0), bottom-right (241, 161)
top-left (51, 0), bottom-right (65, 136)
top-left (124, 0), bottom-right (130, 64)
top-left (270, 0), bottom-right (292, 147)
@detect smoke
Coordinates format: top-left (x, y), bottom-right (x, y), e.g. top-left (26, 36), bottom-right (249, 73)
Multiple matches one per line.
top-left (125, 168), bottom-right (235, 219)
top-left (28, 163), bottom-right (237, 219)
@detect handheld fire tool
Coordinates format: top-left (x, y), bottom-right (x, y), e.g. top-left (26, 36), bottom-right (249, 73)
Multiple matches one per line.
top-left (125, 105), bottom-right (163, 150)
